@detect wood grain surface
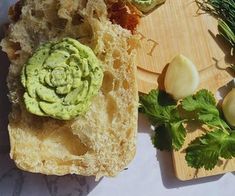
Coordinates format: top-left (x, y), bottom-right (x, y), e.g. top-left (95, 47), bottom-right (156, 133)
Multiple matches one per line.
top-left (136, 0), bottom-right (235, 180)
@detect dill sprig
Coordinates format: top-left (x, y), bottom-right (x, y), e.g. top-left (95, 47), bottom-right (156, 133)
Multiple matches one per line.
top-left (196, 0), bottom-right (235, 51)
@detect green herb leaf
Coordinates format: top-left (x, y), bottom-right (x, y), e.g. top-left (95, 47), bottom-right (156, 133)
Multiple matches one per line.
top-left (169, 122), bottom-right (186, 150)
top-left (140, 89), bottom-right (235, 170)
top-left (181, 89), bottom-right (216, 112)
top-left (182, 89), bottom-right (230, 130)
top-left (140, 90), bottom-right (186, 150)
top-left (153, 122), bottom-right (186, 151)
top-left (186, 130), bottom-right (235, 170)
top-left (152, 125), bottom-right (172, 151)
top-left (196, 0), bottom-right (235, 48)
top-left (139, 90), bottom-right (176, 124)
top-left (218, 19), bottom-right (235, 47)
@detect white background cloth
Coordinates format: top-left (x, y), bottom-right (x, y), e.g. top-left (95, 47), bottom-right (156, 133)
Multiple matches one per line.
top-left (0, 1), bottom-right (234, 195)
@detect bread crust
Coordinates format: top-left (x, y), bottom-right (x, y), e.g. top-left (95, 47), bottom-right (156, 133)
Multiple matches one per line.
top-left (1, 0), bottom-right (139, 179)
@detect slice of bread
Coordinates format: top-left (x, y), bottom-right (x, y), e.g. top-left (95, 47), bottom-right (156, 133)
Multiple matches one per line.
top-left (1, 0), bottom-right (139, 179)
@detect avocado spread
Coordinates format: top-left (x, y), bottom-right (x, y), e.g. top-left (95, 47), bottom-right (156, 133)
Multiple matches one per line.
top-left (131, 0), bottom-right (166, 13)
top-left (21, 38), bottom-right (103, 120)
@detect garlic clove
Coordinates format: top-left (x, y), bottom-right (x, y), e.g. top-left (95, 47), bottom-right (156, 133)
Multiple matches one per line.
top-left (222, 88), bottom-right (235, 127)
top-left (164, 54), bottom-right (200, 100)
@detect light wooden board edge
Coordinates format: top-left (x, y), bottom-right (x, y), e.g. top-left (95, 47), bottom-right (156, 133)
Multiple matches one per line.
top-left (136, 0), bottom-right (235, 180)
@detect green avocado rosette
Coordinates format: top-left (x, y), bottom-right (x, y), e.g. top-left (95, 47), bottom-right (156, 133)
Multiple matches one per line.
top-left (21, 38), bottom-right (103, 120)
top-left (131, 0), bottom-right (166, 13)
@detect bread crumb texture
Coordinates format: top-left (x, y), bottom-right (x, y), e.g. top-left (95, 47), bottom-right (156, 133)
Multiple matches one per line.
top-left (1, 0), bottom-right (139, 179)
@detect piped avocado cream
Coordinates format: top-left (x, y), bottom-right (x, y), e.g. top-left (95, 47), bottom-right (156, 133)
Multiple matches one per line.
top-left (131, 0), bottom-right (166, 13)
top-left (21, 38), bottom-right (103, 120)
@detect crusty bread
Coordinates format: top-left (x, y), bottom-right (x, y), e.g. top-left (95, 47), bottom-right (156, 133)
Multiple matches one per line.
top-left (1, 0), bottom-right (139, 179)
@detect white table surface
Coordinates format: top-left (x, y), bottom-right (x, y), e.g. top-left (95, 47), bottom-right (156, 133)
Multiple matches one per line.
top-left (0, 1), bottom-right (235, 196)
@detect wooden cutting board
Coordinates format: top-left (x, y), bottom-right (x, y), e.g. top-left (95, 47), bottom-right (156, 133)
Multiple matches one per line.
top-left (136, 0), bottom-right (235, 180)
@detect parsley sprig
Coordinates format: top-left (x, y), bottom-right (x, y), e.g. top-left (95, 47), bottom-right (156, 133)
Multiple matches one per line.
top-left (140, 89), bottom-right (235, 170)
top-left (182, 89), bottom-right (230, 133)
top-left (186, 130), bottom-right (235, 170)
top-left (139, 90), bottom-right (186, 150)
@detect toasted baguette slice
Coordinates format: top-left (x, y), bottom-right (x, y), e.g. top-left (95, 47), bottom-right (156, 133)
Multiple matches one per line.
top-left (1, 0), bottom-right (139, 179)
